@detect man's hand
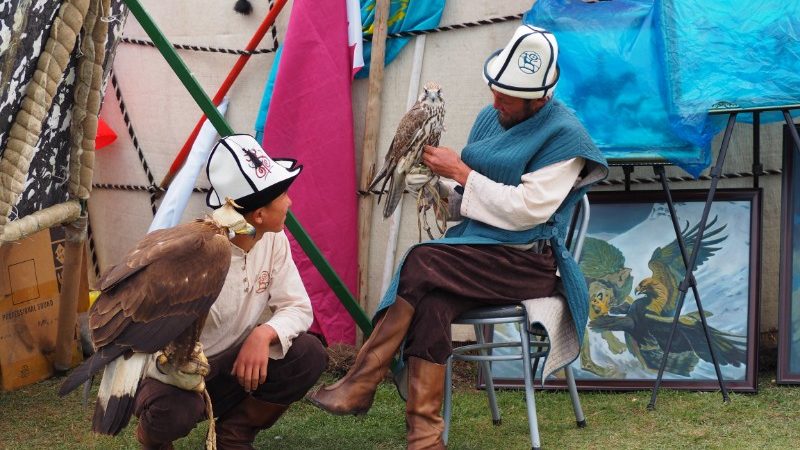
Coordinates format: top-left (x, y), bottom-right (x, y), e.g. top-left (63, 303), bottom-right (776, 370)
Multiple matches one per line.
top-left (422, 145), bottom-right (472, 186)
top-left (232, 324), bottom-right (278, 392)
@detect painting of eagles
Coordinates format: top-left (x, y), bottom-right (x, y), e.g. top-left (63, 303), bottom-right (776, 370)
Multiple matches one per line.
top-left (570, 191), bottom-right (759, 389)
top-left (483, 190), bottom-right (760, 391)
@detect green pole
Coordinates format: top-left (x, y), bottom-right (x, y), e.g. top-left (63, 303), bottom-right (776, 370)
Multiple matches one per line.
top-left (122, 0), bottom-right (373, 335)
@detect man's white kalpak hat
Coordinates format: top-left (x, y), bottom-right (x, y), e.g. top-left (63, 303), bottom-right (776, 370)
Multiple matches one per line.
top-left (206, 134), bottom-right (302, 213)
top-left (483, 24), bottom-right (559, 99)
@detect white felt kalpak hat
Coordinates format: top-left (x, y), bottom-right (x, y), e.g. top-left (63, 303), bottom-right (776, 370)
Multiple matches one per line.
top-left (206, 134), bottom-right (302, 213)
top-left (483, 24), bottom-right (559, 99)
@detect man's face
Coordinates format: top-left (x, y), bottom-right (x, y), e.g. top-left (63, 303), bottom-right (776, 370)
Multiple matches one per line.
top-left (490, 89), bottom-right (545, 129)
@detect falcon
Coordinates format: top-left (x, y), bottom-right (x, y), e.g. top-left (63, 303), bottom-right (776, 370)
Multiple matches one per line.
top-left (368, 81), bottom-right (445, 219)
top-left (59, 201), bottom-right (255, 435)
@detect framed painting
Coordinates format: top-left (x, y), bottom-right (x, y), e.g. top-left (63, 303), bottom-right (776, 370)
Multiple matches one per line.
top-left (779, 124), bottom-right (800, 383)
top-left (486, 189), bottom-right (761, 392)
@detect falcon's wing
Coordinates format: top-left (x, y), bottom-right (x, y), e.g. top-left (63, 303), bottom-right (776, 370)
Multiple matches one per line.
top-left (385, 101), bottom-right (430, 163)
top-left (90, 221), bottom-right (231, 353)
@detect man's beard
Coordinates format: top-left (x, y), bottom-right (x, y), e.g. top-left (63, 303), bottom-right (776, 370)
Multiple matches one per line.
top-left (498, 113), bottom-right (521, 130)
top-left (497, 102), bottom-right (537, 129)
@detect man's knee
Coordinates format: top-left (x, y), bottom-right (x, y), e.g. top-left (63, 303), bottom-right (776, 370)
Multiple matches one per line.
top-left (134, 378), bottom-right (205, 442)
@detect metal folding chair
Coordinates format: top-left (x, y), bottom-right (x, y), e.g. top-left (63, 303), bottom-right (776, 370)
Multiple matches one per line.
top-left (442, 195), bottom-right (591, 450)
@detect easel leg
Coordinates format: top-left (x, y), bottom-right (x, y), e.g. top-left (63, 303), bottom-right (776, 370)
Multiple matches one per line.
top-left (647, 113), bottom-right (738, 410)
top-left (783, 111), bottom-right (800, 155)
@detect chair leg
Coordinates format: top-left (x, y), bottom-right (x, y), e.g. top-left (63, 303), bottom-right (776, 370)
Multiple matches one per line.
top-left (565, 365), bottom-right (587, 428)
top-left (519, 325), bottom-right (542, 450)
top-left (475, 324), bottom-right (501, 425)
top-left (442, 355), bottom-right (453, 446)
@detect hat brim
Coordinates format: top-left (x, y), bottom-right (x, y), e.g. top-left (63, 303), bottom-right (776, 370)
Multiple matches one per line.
top-left (207, 163), bottom-right (302, 213)
top-left (482, 48), bottom-right (560, 100)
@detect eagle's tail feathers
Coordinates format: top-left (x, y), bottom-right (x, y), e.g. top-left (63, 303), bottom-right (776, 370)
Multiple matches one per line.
top-left (92, 353), bottom-right (148, 435)
top-left (59, 345), bottom-right (125, 396)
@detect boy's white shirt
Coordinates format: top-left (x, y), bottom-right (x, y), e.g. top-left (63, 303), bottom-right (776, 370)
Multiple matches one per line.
top-left (200, 230), bottom-right (313, 359)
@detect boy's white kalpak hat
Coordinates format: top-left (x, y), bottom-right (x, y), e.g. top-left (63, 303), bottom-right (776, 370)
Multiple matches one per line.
top-left (206, 134), bottom-right (301, 213)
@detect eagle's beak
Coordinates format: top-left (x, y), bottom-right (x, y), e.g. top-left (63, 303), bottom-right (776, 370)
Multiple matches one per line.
top-left (234, 223), bottom-right (257, 237)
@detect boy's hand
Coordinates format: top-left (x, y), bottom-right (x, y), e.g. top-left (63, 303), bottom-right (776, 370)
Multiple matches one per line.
top-left (232, 324), bottom-right (278, 392)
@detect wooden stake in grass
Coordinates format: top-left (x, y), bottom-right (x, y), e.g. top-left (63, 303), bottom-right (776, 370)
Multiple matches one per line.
top-left (356, 0), bottom-right (390, 343)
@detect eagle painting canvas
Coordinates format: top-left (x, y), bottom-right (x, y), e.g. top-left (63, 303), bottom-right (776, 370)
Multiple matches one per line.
top-left (486, 190), bottom-right (759, 391)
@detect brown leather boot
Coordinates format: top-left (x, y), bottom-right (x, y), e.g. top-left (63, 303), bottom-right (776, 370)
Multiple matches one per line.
top-left (406, 356), bottom-right (446, 450)
top-left (135, 423), bottom-right (174, 450)
top-left (215, 396), bottom-right (288, 450)
top-left (307, 297), bottom-right (415, 415)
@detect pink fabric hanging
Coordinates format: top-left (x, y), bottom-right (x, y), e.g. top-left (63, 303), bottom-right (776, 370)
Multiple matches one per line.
top-left (262, 0), bottom-right (358, 344)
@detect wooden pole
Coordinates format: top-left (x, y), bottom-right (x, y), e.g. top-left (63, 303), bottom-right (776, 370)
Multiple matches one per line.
top-left (54, 215), bottom-right (87, 371)
top-left (357, 0), bottom-right (391, 342)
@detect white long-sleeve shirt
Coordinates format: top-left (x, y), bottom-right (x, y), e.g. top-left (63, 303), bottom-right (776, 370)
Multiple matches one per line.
top-left (445, 157), bottom-right (585, 231)
top-left (200, 231), bottom-right (313, 359)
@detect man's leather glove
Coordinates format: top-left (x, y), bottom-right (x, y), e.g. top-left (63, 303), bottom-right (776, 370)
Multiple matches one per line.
top-left (145, 342), bottom-right (210, 393)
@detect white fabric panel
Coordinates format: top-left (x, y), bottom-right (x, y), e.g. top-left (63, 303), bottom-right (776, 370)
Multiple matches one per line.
top-left (84, 0), bottom-right (783, 332)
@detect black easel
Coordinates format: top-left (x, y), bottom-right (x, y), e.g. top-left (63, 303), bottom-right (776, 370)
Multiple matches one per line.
top-left (619, 105), bottom-right (800, 410)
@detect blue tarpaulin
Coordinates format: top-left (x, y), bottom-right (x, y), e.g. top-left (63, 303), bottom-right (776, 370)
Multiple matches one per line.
top-left (527, 0), bottom-right (800, 176)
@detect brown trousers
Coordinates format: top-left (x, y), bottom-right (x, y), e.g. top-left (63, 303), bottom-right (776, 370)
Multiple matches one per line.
top-left (134, 333), bottom-right (327, 444)
top-left (397, 244), bottom-right (558, 364)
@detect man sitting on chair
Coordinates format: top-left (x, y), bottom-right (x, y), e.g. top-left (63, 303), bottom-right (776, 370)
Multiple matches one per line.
top-left (309, 24), bottom-right (608, 449)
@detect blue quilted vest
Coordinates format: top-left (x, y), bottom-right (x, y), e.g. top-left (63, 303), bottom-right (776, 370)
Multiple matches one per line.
top-left (377, 99), bottom-right (607, 347)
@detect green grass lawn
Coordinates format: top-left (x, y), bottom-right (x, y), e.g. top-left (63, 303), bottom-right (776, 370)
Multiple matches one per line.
top-left (1, 373), bottom-right (798, 449)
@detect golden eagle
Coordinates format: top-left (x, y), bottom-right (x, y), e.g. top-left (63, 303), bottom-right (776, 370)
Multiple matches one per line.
top-left (590, 296), bottom-right (747, 376)
top-left (634, 216), bottom-right (727, 317)
top-left (59, 206), bottom-right (254, 435)
top-left (368, 81), bottom-right (445, 219)
top-left (589, 216), bottom-right (746, 376)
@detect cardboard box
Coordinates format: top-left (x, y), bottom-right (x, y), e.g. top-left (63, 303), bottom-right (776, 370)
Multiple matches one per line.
top-left (0, 227), bottom-right (85, 391)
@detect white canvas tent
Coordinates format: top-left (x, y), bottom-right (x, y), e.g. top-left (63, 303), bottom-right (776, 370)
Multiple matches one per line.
top-left (4, 0), bottom-right (789, 351)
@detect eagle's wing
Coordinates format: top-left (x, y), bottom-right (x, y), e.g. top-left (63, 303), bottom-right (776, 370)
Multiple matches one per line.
top-left (96, 225), bottom-right (194, 291)
top-left (644, 311), bottom-right (747, 367)
top-left (649, 217), bottom-right (727, 281)
top-left (645, 217), bottom-right (727, 315)
top-left (59, 221), bottom-right (230, 396)
top-left (91, 221), bottom-right (231, 351)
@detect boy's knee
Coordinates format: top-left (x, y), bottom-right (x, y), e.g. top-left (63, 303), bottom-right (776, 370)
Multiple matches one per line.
top-left (135, 378), bottom-right (205, 442)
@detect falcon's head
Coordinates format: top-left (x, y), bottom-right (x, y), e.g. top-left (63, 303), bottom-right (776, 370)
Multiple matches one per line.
top-left (420, 81), bottom-right (444, 105)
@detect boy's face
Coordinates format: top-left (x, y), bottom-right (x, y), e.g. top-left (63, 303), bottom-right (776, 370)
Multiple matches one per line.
top-left (249, 192), bottom-right (292, 233)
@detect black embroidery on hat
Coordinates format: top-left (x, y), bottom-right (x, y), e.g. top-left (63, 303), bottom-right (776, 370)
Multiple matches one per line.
top-left (243, 148), bottom-right (264, 168)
